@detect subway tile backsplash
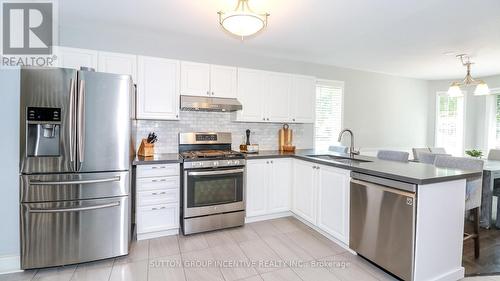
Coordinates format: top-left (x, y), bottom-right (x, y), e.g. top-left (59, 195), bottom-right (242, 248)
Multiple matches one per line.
top-left (134, 111), bottom-right (314, 153)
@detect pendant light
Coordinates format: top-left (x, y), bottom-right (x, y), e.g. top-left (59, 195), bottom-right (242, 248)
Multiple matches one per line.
top-left (447, 54), bottom-right (490, 96)
top-left (218, 0), bottom-right (269, 39)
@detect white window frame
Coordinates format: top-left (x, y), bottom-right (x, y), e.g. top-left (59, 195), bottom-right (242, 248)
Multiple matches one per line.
top-left (434, 91), bottom-right (466, 156)
top-left (314, 79), bottom-right (345, 150)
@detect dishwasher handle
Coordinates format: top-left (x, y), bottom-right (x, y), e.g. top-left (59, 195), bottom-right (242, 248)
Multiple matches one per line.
top-left (351, 179), bottom-right (416, 198)
top-left (351, 172), bottom-right (417, 193)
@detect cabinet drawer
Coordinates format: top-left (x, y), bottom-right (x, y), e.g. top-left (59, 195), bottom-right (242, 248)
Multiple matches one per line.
top-left (136, 164), bottom-right (179, 178)
top-left (137, 203), bottom-right (179, 234)
top-left (137, 189), bottom-right (179, 206)
top-left (136, 176), bottom-right (179, 191)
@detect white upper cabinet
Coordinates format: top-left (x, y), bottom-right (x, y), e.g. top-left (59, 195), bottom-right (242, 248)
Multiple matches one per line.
top-left (316, 165), bottom-right (350, 244)
top-left (54, 47), bottom-right (98, 70)
top-left (136, 56), bottom-right (180, 120)
top-left (235, 69), bottom-right (315, 124)
top-left (290, 75), bottom-right (316, 123)
top-left (265, 72), bottom-right (292, 122)
top-left (210, 65), bottom-right (237, 98)
top-left (180, 61), bottom-right (210, 96)
top-left (236, 68), bottom-right (265, 122)
top-left (180, 61), bottom-right (237, 98)
top-left (97, 51), bottom-right (138, 82)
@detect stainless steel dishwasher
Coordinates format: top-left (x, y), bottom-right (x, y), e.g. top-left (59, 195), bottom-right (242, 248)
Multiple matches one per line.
top-left (350, 172), bottom-right (417, 281)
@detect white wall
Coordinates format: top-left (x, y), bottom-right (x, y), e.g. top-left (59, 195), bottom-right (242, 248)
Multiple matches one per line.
top-left (60, 23), bottom-right (432, 150)
top-left (0, 69), bottom-right (20, 272)
top-left (428, 74), bottom-right (500, 152)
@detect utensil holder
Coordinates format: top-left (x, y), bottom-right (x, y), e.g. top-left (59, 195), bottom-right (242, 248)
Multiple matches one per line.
top-left (138, 139), bottom-right (154, 157)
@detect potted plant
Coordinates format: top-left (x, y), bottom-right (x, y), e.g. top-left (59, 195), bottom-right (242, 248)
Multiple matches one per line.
top-left (465, 149), bottom-right (483, 159)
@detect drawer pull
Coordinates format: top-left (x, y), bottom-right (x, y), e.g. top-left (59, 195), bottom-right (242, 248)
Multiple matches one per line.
top-left (151, 179), bottom-right (167, 182)
top-left (151, 206), bottom-right (167, 210)
top-left (151, 166), bottom-right (167, 169)
top-left (151, 191), bottom-right (167, 195)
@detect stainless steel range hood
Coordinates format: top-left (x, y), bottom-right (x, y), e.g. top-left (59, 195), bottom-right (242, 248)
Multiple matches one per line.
top-left (180, 95), bottom-right (242, 112)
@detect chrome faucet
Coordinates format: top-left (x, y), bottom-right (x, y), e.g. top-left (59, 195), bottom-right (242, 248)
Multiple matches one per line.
top-left (338, 129), bottom-right (359, 157)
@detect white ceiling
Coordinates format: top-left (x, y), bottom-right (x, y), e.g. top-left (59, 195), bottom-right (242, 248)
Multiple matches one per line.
top-left (60, 0), bottom-right (500, 80)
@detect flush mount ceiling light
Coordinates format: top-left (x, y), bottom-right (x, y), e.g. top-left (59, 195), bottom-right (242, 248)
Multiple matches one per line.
top-left (448, 54), bottom-right (490, 97)
top-left (218, 0), bottom-right (269, 39)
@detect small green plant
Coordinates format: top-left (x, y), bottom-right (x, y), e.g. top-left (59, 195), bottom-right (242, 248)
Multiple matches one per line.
top-left (465, 149), bottom-right (483, 158)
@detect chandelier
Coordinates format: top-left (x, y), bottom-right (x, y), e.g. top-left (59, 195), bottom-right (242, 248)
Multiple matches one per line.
top-left (448, 54), bottom-right (490, 97)
top-left (218, 0), bottom-right (269, 39)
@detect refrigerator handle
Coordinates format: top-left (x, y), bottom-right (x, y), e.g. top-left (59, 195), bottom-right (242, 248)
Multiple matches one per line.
top-left (77, 80), bottom-right (86, 171)
top-left (68, 79), bottom-right (76, 164)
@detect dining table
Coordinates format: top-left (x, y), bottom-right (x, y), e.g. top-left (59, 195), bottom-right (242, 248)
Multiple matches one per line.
top-left (480, 159), bottom-right (500, 229)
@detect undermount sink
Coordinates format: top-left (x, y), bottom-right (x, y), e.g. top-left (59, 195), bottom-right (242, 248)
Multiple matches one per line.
top-left (307, 154), bottom-right (372, 164)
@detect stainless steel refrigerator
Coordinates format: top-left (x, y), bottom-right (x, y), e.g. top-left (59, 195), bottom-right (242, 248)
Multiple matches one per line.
top-left (18, 67), bottom-right (133, 269)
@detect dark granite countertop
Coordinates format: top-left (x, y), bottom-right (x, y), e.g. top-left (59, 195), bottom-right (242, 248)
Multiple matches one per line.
top-left (243, 149), bottom-right (483, 185)
top-left (132, 153), bottom-right (182, 165)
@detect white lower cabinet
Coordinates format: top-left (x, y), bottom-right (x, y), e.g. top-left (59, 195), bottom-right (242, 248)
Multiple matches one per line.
top-left (292, 160), bottom-right (317, 223)
top-left (246, 158), bottom-right (292, 218)
top-left (316, 164), bottom-right (350, 244)
top-left (135, 164), bottom-right (180, 240)
top-left (292, 160), bottom-right (350, 245)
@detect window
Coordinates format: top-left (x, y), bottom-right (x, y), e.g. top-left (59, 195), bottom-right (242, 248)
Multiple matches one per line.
top-left (314, 80), bottom-right (344, 150)
top-left (435, 92), bottom-right (465, 156)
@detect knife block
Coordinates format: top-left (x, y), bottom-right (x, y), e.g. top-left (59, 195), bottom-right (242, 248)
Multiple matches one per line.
top-left (138, 139), bottom-right (154, 157)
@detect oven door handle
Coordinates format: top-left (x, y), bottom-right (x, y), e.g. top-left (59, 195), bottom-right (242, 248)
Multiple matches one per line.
top-left (188, 169), bottom-right (244, 176)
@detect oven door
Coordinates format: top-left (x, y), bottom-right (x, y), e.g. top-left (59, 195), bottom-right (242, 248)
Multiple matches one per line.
top-left (184, 167), bottom-right (245, 218)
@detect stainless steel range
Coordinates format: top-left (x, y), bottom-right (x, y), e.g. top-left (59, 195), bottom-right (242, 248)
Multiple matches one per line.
top-left (179, 132), bottom-right (246, 235)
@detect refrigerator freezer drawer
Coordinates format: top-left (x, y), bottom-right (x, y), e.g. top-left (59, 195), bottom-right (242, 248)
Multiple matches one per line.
top-left (21, 196), bottom-right (130, 269)
top-left (21, 171), bottom-right (129, 202)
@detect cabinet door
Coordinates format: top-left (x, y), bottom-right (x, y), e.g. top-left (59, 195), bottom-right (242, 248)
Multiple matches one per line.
top-left (292, 160), bottom-right (317, 224)
top-left (137, 56), bottom-right (180, 120)
top-left (180, 61), bottom-right (210, 97)
top-left (236, 68), bottom-right (265, 122)
top-left (317, 165), bottom-right (350, 244)
top-left (246, 159), bottom-right (269, 217)
top-left (55, 47), bottom-right (98, 69)
top-left (268, 159), bottom-right (292, 213)
top-left (137, 203), bottom-right (179, 234)
top-left (210, 65), bottom-right (237, 98)
top-left (265, 72), bottom-right (292, 122)
top-left (97, 51), bottom-right (137, 82)
top-left (291, 75), bottom-right (315, 123)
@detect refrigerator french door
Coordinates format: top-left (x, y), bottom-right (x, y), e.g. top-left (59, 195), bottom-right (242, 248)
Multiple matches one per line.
top-left (19, 67), bottom-right (133, 269)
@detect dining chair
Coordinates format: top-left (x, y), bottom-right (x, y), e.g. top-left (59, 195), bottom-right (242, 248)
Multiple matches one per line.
top-left (412, 148), bottom-right (431, 161)
top-left (434, 155), bottom-right (484, 258)
top-left (487, 149), bottom-right (500, 228)
top-left (430, 147), bottom-right (447, 154)
top-left (376, 150), bottom-right (409, 162)
top-left (329, 145), bottom-right (348, 154)
top-left (418, 152), bottom-right (452, 164)
top-left (488, 149), bottom-right (500, 160)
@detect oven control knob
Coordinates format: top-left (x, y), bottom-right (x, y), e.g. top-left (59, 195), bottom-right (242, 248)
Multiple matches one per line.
top-left (213, 161), bottom-right (219, 166)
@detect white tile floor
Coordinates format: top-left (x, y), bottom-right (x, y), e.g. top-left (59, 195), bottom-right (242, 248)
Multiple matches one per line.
top-left (0, 216), bottom-right (492, 281)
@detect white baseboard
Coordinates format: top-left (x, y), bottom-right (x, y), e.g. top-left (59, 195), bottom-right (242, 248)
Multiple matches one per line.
top-left (426, 267), bottom-right (464, 281)
top-left (0, 255), bottom-right (21, 275)
top-left (245, 211), bottom-right (292, 223)
top-left (137, 228), bottom-right (178, 240)
top-left (291, 213), bottom-right (353, 254)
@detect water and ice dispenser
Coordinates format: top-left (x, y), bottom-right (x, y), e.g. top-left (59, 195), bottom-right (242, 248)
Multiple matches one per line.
top-left (26, 107), bottom-right (62, 157)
